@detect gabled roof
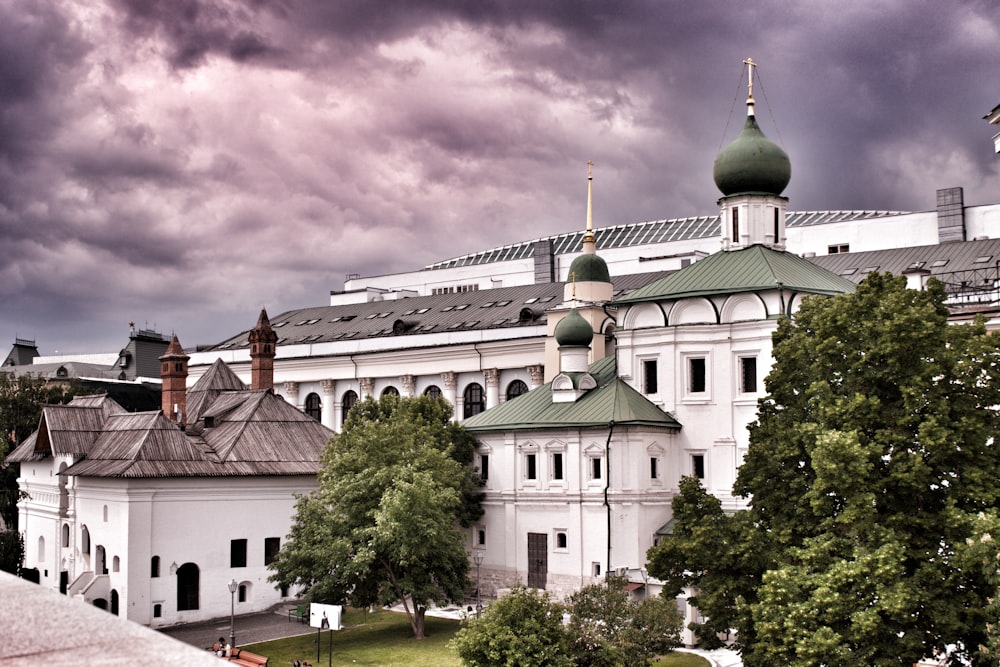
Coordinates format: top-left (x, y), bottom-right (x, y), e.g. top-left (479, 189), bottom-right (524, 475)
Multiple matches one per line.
top-left (6, 395), bottom-right (126, 461)
top-left (462, 356), bottom-right (680, 432)
top-left (186, 358), bottom-right (247, 421)
top-left (614, 244), bottom-right (856, 304)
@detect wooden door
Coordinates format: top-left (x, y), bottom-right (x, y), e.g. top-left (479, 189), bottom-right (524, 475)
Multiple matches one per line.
top-left (527, 532), bottom-right (547, 589)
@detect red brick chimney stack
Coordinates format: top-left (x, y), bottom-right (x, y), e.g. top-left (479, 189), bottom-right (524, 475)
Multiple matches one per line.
top-left (159, 334), bottom-right (189, 425)
top-left (249, 307), bottom-right (278, 392)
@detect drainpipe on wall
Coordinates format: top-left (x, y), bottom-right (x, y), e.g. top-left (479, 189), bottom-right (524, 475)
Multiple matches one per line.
top-left (604, 419), bottom-right (616, 576)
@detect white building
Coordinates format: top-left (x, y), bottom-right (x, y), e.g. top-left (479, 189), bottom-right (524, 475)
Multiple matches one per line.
top-left (9, 316), bottom-right (334, 627)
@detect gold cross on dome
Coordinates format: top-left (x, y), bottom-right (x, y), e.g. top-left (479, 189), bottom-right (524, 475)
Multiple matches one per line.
top-left (743, 57), bottom-right (757, 100)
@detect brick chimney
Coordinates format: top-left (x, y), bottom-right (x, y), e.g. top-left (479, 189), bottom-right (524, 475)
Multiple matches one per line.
top-left (249, 307), bottom-right (278, 391)
top-left (159, 334), bottom-right (189, 425)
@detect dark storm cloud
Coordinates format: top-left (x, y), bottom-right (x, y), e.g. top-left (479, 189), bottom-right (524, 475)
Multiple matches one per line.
top-left (0, 0), bottom-right (997, 355)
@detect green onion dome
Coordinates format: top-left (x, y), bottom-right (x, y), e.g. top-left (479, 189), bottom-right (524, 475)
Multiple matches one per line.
top-left (555, 308), bottom-right (593, 347)
top-left (568, 252), bottom-right (611, 284)
top-left (713, 114), bottom-right (791, 197)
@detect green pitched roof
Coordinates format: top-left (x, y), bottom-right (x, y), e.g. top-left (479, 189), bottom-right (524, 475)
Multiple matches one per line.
top-left (614, 244), bottom-right (856, 304)
top-left (462, 355), bottom-right (681, 432)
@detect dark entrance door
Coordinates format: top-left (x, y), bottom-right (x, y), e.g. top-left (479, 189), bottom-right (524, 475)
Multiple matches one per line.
top-left (527, 533), bottom-right (547, 589)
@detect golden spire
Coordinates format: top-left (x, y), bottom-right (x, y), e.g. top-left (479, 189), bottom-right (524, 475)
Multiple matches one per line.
top-left (743, 57), bottom-right (757, 116)
top-left (583, 160), bottom-right (595, 249)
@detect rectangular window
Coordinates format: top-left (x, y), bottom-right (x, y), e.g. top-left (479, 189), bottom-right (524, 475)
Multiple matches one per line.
top-left (264, 537), bottom-right (280, 566)
top-left (740, 356), bottom-right (758, 394)
top-left (526, 453), bottom-right (537, 480)
top-left (591, 457), bottom-right (603, 480)
top-left (479, 454), bottom-right (489, 481)
top-left (552, 453), bottom-right (564, 481)
top-left (828, 243), bottom-right (850, 254)
top-left (692, 454), bottom-right (705, 480)
top-left (230, 539), bottom-right (248, 568)
top-left (642, 359), bottom-right (658, 394)
top-left (732, 207), bottom-right (739, 241)
top-left (650, 457), bottom-right (659, 479)
top-left (773, 208), bottom-right (780, 242)
top-left (689, 357), bottom-right (706, 393)
top-left (477, 528), bottom-right (486, 546)
top-left (592, 562), bottom-right (602, 577)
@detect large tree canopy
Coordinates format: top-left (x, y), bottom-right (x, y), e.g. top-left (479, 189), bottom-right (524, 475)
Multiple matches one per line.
top-left (269, 394), bottom-right (483, 639)
top-left (649, 273), bottom-right (1000, 666)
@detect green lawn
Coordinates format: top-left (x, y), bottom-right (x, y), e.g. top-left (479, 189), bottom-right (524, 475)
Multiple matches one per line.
top-left (243, 608), bottom-right (710, 667)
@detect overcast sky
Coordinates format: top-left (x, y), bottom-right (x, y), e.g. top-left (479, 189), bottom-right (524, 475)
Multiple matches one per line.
top-left (1, 0), bottom-right (997, 356)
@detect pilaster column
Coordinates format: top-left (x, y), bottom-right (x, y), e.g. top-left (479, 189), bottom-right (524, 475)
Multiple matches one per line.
top-left (442, 372), bottom-right (458, 421)
top-left (527, 365), bottom-right (545, 389)
top-left (484, 368), bottom-right (500, 410)
top-left (400, 375), bottom-right (416, 397)
top-left (359, 377), bottom-right (375, 400)
top-left (283, 381), bottom-right (300, 407)
top-left (320, 379), bottom-right (337, 431)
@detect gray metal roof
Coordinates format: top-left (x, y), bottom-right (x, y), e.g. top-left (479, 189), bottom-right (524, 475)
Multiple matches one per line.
top-left (205, 272), bottom-right (671, 352)
top-left (808, 238), bottom-right (1000, 306)
top-left (425, 210), bottom-right (905, 270)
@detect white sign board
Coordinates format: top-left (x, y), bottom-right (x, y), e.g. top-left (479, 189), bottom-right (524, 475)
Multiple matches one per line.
top-left (309, 603), bottom-right (342, 630)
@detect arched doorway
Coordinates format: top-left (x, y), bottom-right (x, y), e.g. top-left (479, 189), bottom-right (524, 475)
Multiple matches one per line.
top-left (176, 563), bottom-right (200, 611)
top-left (95, 545), bottom-right (107, 575)
top-left (80, 525), bottom-right (91, 570)
top-left (110, 589), bottom-right (119, 615)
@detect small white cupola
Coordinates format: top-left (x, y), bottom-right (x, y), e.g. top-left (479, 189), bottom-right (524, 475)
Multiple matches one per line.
top-left (551, 308), bottom-right (597, 403)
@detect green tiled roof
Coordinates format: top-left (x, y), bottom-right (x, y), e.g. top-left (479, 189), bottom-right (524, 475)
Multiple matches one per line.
top-left (462, 355), bottom-right (681, 432)
top-left (614, 244), bottom-right (856, 304)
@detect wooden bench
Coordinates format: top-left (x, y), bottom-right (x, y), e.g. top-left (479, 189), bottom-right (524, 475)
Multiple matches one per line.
top-left (228, 647), bottom-right (269, 666)
top-left (288, 604), bottom-right (308, 623)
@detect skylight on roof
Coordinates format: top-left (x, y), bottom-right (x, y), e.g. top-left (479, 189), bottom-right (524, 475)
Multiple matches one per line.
top-left (858, 266), bottom-right (879, 274)
top-left (930, 259), bottom-right (949, 268)
top-left (273, 321), bottom-right (288, 327)
top-left (495, 300), bottom-right (512, 306)
top-left (416, 308), bottom-right (430, 314)
top-left (840, 268), bottom-right (857, 276)
top-left (908, 261), bottom-right (926, 269)
top-left (974, 255), bottom-right (993, 263)
top-left (524, 297), bottom-right (539, 304)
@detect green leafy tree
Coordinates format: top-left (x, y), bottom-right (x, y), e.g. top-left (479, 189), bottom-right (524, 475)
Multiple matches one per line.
top-left (566, 576), bottom-right (683, 667)
top-left (0, 373), bottom-right (81, 529)
top-left (269, 394), bottom-right (483, 639)
top-left (451, 586), bottom-right (572, 667)
top-left (0, 528), bottom-right (24, 575)
top-left (649, 273), bottom-right (1000, 666)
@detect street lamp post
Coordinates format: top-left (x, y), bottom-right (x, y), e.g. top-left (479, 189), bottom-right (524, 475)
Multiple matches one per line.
top-left (472, 551), bottom-right (484, 617)
top-left (228, 579), bottom-right (238, 648)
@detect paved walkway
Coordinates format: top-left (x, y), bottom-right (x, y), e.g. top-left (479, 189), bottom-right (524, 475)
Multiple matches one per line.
top-left (160, 602), bottom-right (744, 666)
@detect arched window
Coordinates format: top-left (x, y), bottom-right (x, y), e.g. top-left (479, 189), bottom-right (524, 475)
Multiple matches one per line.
top-left (62, 523), bottom-right (70, 548)
top-left (506, 380), bottom-right (529, 401)
top-left (153, 603), bottom-right (162, 618)
top-left (341, 390), bottom-right (358, 426)
top-left (463, 383), bottom-right (485, 418)
top-left (176, 562), bottom-right (200, 611)
top-left (151, 555), bottom-right (160, 578)
top-left (423, 385), bottom-right (442, 399)
top-left (103, 505), bottom-right (109, 522)
top-left (381, 386), bottom-right (399, 398)
top-left (38, 536), bottom-right (45, 562)
top-left (238, 583), bottom-right (248, 603)
top-left (111, 589), bottom-right (120, 616)
top-left (112, 555), bottom-right (120, 572)
top-left (304, 392), bottom-right (321, 421)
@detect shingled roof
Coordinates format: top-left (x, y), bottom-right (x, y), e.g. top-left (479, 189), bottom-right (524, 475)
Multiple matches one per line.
top-left (8, 380), bottom-right (334, 478)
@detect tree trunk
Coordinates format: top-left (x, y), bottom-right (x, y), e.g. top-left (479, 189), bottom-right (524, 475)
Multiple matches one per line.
top-left (413, 605), bottom-right (426, 640)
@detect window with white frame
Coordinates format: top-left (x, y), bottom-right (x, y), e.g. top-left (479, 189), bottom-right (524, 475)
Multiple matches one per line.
top-left (739, 355), bottom-right (758, 394)
top-left (551, 452), bottom-right (564, 481)
top-left (688, 356), bottom-right (707, 394)
top-left (691, 453), bottom-right (706, 480)
top-left (525, 452), bottom-right (538, 481)
top-left (642, 358), bottom-right (658, 394)
top-left (476, 527), bottom-right (486, 546)
top-left (555, 530), bottom-right (568, 550)
top-left (590, 456), bottom-right (603, 481)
